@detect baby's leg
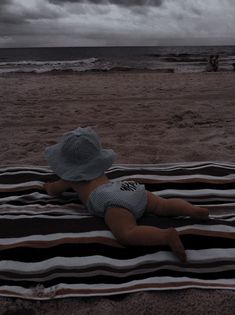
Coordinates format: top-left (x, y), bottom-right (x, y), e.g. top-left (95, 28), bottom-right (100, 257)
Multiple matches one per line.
top-left (105, 207), bottom-right (186, 262)
top-left (146, 191), bottom-right (209, 219)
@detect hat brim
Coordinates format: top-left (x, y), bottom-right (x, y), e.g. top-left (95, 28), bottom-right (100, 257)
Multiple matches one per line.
top-left (45, 142), bottom-right (116, 181)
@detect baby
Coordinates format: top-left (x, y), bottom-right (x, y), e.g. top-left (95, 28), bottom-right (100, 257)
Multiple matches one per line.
top-left (44, 127), bottom-right (209, 262)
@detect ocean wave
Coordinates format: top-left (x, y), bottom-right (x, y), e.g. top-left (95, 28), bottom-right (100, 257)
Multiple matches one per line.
top-left (2, 67), bottom-right (176, 75)
top-left (0, 55), bottom-right (234, 74)
top-left (0, 57), bottom-right (99, 74)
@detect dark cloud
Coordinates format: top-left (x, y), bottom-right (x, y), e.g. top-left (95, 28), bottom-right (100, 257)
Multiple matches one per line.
top-left (1, 0), bottom-right (234, 48)
top-left (49, 0), bottom-right (164, 7)
top-left (0, 0), bottom-right (11, 6)
top-left (0, 0), bottom-right (66, 42)
top-left (0, 0), bottom-right (24, 26)
top-left (0, 1), bottom-right (65, 28)
top-left (0, 0), bottom-right (11, 14)
top-left (0, 0), bottom-right (164, 30)
top-left (191, 6), bottom-right (202, 16)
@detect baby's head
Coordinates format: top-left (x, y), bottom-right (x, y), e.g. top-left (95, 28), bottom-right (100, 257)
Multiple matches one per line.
top-left (45, 127), bottom-right (116, 181)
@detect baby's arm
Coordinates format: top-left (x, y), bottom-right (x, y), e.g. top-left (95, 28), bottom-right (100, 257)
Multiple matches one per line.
top-left (44, 179), bottom-right (71, 196)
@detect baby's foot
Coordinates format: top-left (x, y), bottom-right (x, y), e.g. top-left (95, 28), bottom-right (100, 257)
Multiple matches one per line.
top-left (191, 206), bottom-right (209, 220)
top-left (166, 228), bottom-right (187, 262)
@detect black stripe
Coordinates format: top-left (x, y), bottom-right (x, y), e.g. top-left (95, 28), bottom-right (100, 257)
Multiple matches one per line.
top-left (0, 199), bottom-right (82, 206)
top-left (0, 189), bottom-right (76, 198)
top-left (0, 217), bottom-right (106, 238)
top-left (0, 215), bottom-right (234, 238)
top-left (139, 215), bottom-right (235, 228)
top-left (0, 269), bottom-right (234, 288)
top-left (0, 244), bottom-right (165, 261)
top-left (107, 167), bottom-right (235, 179)
top-left (0, 216), bottom-right (234, 238)
top-left (0, 235), bottom-right (233, 262)
top-left (1, 182), bottom-right (235, 198)
top-left (1, 164), bottom-right (235, 183)
top-left (1, 261), bottom-right (234, 281)
top-left (145, 182), bottom-right (235, 191)
top-left (0, 174), bottom-right (58, 184)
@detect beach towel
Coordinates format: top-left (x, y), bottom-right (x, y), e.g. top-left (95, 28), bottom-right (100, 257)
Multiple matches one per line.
top-left (0, 162), bottom-right (234, 300)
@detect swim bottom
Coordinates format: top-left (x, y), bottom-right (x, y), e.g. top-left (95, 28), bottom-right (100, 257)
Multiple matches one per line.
top-left (86, 181), bottom-right (148, 219)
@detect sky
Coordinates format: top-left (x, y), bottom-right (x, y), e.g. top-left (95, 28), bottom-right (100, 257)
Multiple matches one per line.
top-left (0, 0), bottom-right (234, 48)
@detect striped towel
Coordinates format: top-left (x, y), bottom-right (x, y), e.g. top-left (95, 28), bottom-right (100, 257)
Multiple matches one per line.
top-left (0, 162), bottom-right (234, 300)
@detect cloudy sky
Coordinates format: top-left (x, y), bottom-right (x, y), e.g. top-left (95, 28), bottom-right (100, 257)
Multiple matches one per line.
top-left (0, 0), bottom-right (234, 47)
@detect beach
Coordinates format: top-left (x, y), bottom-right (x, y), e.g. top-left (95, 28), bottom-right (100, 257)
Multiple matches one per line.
top-left (1, 71), bottom-right (235, 166)
top-left (0, 70), bottom-right (235, 314)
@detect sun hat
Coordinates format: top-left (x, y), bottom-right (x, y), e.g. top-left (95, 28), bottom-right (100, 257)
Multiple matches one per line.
top-left (45, 127), bottom-right (116, 181)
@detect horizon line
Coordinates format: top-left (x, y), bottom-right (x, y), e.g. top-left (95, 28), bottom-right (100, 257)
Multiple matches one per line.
top-left (1, 44), bottom-right (235, 49)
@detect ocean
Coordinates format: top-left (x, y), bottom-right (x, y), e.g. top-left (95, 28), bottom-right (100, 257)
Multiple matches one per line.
top-left (0, 46), bottom-right (235, 74)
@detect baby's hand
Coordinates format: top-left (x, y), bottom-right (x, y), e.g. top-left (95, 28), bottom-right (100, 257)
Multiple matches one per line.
top-left (43, 182), bottom-right (60, 196)
top-left (43, 179), bottom-right (70, 196)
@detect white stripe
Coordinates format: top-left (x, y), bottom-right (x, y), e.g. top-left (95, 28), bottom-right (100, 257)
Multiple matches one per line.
top-left (58, 277), bottom-right (235, 297)
top-left (1, 275), bottom-right (235, 300)
top-left (0, 261), bottom-right (235, 282)
top-left (2, 189), bottom-right (235, 202)
top-left (1, 263), bottom-right (234, 282)
top-left (0, 192), bottom-right (52, 202)
top-left (112, 174), bottom-right (235, 182)
top-left (176, 214), bottom-right (235, 221)
top-left (204, 203), bottom-right (235, 208)
top-left (223, 217), bottom-right (235, 222)
top-left (109, 161), bottom-right (235, 171)
top-left (177, 224), bottom-right (235, 233)
top-left (0, 203), bottom-right (83, 210)
top-left (0, 249), bottom-right (234, 273)
top-left (55, 276), bottom-right (235, 291)
top-left (0, 214), bottom-right (91, 219)
top-left (0, 166), bottom-right (51, 173)
top-left (155, 189), bottom-right (235, 197)
top-left (1, 199), bottom-right (231, 212)
top-left (187, 198), bottom-right (235, 203)
top-left (0, 205), bottom-right (86, 216)
top-left (209, 214), bottom-right (235, 221)
top-left (0, 193), bottom-right (80, 205)
top-left (0, 231), bottom-right (115, 246)
top-left (0, 212), bottom-right (233, 220)
top-left (1, 162), bottom-right (235, 175)
top-left (0, 204), bottom-right (62, 209)
top-left (0, 203), bottom-right (234, 217)
top-left (0, 181), bottom-right (45, 189)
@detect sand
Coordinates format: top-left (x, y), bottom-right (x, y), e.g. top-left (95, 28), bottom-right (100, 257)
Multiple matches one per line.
top-left (0, 71), bottom-right (235, 314)
top-left (1, 71), bottom-right (235, 166)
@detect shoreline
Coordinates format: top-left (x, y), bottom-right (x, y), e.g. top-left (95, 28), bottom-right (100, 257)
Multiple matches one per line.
top-left (0, 67), bottom-right (234, 76)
